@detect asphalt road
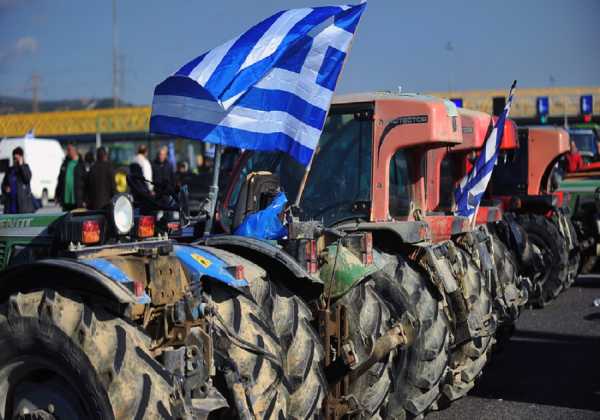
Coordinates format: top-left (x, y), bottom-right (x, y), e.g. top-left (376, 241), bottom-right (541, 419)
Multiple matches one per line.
top-left (427, 274), bottom-right (600, 420)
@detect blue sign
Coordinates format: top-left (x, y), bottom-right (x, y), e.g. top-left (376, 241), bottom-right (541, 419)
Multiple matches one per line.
top-left (581, 95), bottom-right (593, 115)
top-left (536, 96), bottom-right (549, 116)
top-left (450, 98), bottom-right (463, 108)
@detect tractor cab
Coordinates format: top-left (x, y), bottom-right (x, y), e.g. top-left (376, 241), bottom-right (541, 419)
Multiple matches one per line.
top-left (429, 109), bottom-right (518, 225)
top-left (221, 92), bottom-right (461, 242)
top-left (489, 126), bottom-right (570, 210)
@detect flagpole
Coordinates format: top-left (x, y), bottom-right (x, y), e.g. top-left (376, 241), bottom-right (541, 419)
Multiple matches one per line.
top-left (293, 5), bottom-right (366, 207)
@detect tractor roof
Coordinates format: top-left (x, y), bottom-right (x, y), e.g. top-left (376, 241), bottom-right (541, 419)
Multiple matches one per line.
top-left (452, 109), bottom-right (518, 152)
top-left (333, 92), bottom-right (462, 148)
top-left (526, 126), bottom-right (570, 154)
top-left (454, 108), bottom-right (491, 151)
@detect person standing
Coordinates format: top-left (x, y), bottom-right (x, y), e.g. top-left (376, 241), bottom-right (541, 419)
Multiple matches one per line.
top-left (56, 144), bottom-right (85, 211)
top-left (133, 144), bottom-right (153, 192)
top-left (566, 141), bottom-right (584, 172)
top-left (152, 145), bottom-right (175, 188)
top-left (86, 147), bottom-right (116, 210)
top-left (1, 147), bottom-right (34, 214)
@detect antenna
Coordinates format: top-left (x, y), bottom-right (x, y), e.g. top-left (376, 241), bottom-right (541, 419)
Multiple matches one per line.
top-left (112, 0), bottom-right (120, 107)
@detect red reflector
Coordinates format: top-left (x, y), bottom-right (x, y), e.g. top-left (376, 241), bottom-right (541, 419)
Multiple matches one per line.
top-left (81, 220), bottom-right (101, 244)
top-left (583, 114), bottom-right (592, 123)
top-left (167, 221), bottom-right (180, 231)
top-left (133, 280), bottom-right (145, 297)
top-left (138, 216), bottom-right (155, 238)
top-left (234, 265), bottom-right (245, 280)
top-left (305, 240), bottom-right (318, 273)
top-left (362, 233), bottom-right (373, 265)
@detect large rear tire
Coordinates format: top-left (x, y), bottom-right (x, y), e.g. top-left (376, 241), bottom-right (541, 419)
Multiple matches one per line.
top-left (205, 248), bottom-right (326, 419)
top-left (0, 290), bottom-right (174, 419)
top-left (517, 214), bottom-right (569, 304)
top-left (490, 233), bottom-right (528, 324)
top-left (565, 215), bottom-right (581, 287)
top-left (208, 282), bottom-right (290, 419)
top-left (442, 247), bottom-right (495, 403)
top-left (373, 253), bottom-right (450, 419)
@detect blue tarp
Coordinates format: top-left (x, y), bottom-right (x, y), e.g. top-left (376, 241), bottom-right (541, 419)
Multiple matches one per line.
top-left (234, 192), bottom-right (288, 240)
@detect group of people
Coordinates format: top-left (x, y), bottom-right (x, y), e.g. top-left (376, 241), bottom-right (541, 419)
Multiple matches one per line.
top-left (2, 143), bottom-right (184, 214)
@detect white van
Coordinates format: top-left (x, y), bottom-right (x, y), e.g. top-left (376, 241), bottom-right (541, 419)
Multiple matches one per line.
top-left (0, 137), bottom-right (64, 205)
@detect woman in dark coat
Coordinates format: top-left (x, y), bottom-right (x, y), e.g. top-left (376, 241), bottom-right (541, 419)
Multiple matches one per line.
top-left (1, 147), bottom-right (34, 214)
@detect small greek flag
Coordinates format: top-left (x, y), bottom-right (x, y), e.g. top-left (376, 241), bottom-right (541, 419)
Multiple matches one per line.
top-left (150, 3), bottom-right (366, 166)
top-left (455, 81), bottom-right (517, 219)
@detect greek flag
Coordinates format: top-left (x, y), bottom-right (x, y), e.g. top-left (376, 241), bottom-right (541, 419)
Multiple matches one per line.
top-left (150, 3), bottom-right (366, 166)
top-left (455, 81), bottom-right (517, 218)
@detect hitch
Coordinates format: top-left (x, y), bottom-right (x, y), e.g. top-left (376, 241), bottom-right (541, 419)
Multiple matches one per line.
top-left (320, 308), bottom-right (415, 419)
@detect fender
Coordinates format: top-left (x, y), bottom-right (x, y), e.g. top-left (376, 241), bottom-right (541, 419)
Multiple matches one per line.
top-left (173, 244), bottom-right (249, 289)
top-left (0, 259), bottom-right (138, 309)
top-left (197, 235), bottom-right (323, 301)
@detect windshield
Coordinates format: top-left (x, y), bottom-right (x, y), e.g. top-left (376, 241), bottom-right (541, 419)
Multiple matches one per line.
top-left (227, 106), bottom-right (373, 226)
top-left (571, 131), bottom-right (598, 156)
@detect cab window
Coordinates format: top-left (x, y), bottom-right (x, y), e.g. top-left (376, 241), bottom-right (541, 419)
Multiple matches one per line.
top-left (389, 150), bottom-right (411, 217)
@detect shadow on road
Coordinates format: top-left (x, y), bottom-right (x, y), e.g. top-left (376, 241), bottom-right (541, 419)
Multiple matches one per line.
top-left (471, 329), bottom-right (600, 411)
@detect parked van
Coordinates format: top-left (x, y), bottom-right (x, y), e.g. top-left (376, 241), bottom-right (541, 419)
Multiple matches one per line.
top-left (0, 137), bottom-right (64, 205)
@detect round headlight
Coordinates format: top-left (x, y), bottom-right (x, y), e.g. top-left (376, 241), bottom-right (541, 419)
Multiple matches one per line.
top-left (112, 194), bottom-right (134, 235)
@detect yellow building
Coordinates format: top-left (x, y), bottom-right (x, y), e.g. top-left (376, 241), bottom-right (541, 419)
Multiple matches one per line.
top-left (0, 86), bottom-right (597, 139)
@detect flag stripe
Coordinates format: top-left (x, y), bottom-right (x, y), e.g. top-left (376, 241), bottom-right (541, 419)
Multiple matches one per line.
top-left (152, 94), bottom-right (322, 149)
top-left (239, 8), bottom-right (313, 72)
top-left (150, 115), bottom-right (315, 164)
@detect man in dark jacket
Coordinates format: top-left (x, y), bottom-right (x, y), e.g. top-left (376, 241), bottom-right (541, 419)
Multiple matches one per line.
top-left (2, 147), bottom-right (34, 214)
top-left (86, 147), bottom-right (116, 210)
top-left (152, 146), bottom-right (175, 189)
top-left (56, 143), bottom-right (86, 211)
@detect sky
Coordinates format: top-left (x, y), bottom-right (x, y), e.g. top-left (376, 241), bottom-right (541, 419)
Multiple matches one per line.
top-left (1, 0), bottom-right (599, 105)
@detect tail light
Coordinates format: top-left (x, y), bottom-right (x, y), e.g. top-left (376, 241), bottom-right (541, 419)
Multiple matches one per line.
top-left (227, 265), bottom-right (245, 280)
top-left (133, 280), bottom-right (145, 297)
top-left (167, 221), bottom-right (181, 231)
top-left (362, 233), bottom-right (373, 265)
top-left (81, 220), bottom-right (101, 244)
top-left (305, 240), bottom-right (318, 273)
top-left (137, 216), bottom-right (155, 238)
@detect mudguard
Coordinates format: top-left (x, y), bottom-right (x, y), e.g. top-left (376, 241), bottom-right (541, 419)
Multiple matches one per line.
top-left (197, 235), bottom-right (323, 300)
top-left (0, 259), bottom-right (139, 306)
top-left (173, 244), bottom-right (249, 288)
top-left (319, 242), bottom-right (378, 298)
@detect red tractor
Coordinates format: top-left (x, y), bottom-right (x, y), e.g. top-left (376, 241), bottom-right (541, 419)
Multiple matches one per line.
top-left (487, 126), bottom-right (579, 306)
top-left (425, 108), bottom-right (529, 334)
top-left (216, 92), bottom-right (513, 417)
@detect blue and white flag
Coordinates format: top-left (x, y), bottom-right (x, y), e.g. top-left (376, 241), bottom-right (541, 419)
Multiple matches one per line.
top-left (150, 3), bottom-right (366, 166)
top-left (25, 128), bottom-right (35, 139)
top-left (454, 81), bottom-right (517, 219)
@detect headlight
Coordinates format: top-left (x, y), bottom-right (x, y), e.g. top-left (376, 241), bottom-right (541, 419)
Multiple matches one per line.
top-left (112, 194), bottom-right (134, 235)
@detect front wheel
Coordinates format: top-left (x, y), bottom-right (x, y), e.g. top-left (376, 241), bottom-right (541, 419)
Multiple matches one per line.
top-left (0, 290), bottom-right (174, 419)
top-left (373, 253), bottom-right (450, 419)
top-left (517, 214), bottom-right (569, 305)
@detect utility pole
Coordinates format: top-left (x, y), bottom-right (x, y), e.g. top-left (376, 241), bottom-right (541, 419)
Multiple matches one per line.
top-left (112, 0), bottom-right (119, 108)
top-left (25, 73), bottom-right (41, 113)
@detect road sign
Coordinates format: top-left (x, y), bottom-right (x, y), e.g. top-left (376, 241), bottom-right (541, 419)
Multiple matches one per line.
top-left (536, 96), bottom-right (549, 116)
top-left (581, 95), bottom-right (593, 115)
top-left (450, 98), bottom-right (463, 108)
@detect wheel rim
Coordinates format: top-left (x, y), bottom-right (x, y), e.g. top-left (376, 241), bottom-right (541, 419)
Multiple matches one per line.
top-left (0, 356), bottom-right (94, 419)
